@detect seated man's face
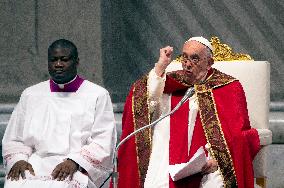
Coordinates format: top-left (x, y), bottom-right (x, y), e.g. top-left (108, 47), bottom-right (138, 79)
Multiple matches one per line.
top-left (48, 47), bottom-right (78, 84)
top-left (179, 41), bottom-right (213, 84)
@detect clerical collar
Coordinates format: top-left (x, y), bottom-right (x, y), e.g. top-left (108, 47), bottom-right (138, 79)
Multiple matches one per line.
top-left (50, 75), bottom-right (84, 92)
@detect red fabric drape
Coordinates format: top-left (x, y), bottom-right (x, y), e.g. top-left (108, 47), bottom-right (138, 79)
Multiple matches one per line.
top-left (116, 87), bottom-right (141, 188)
top-left (213, 81), bottom-right (260, 188)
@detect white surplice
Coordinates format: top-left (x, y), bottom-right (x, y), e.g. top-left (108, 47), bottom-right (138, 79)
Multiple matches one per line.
top-left (2, 80), bottom-right (117, 188)
top-left (144, 69), bottom-right (223, 188)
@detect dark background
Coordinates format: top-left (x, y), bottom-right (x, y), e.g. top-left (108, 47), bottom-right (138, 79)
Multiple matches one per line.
top-left (1, 0), bottom-right (283, 103)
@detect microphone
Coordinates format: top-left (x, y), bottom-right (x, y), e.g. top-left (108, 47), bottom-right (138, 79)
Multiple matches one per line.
top-left (111, 87), bottom-right (195, 188)
top-left (171, 87), bottom-right (195, 112)
top-left (182, 87), bottom-right (195, 103)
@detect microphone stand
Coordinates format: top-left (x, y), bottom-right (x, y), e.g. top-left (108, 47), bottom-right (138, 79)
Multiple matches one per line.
top-left (112, 87), bottom-right (195, 188)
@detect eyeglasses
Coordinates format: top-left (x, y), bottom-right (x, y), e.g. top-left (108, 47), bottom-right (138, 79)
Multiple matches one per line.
top-left (178, 54), bottom-right (202, 65)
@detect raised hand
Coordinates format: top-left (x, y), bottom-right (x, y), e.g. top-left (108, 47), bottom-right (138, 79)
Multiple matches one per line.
top-left (155, 46), bottom-right (173, 77)
top-left (51, 159), bottom-right (79, 181)
top-left (7, 160), bottom-right (35, 181)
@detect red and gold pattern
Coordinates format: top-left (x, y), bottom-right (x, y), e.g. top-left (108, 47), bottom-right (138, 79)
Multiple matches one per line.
top-left (197, 91), bottom-right (237, 188)
top-left (132, 75), bottom-right (152, 187)
top-left (168, 68), bottom-right (238, 187)
top-left (131, 69), bottom-right (238, 187)
top-left (194, 70), bottom-right (237, 187)
top-left (118, 67), bottom-right (259, 188)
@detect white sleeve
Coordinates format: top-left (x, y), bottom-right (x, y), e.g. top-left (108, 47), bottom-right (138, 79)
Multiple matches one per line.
top-left (2, 91), bottom-right (33, 173)
top-left (148, 68), bottom-right (166, 115)
top-left (67, 90), bottom-right (117, 186)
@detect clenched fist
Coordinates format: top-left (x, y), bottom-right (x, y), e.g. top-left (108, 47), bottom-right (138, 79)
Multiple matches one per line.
top-left (155, 46), bottom-right (173, 77)
top-left (51, 159), bottom-right (79, 181)
top-left (7, 160), bottom-right (35, 181)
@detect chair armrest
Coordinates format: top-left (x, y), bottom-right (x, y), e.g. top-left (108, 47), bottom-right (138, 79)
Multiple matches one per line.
top-left (256, 129), bottom-right (272, 146)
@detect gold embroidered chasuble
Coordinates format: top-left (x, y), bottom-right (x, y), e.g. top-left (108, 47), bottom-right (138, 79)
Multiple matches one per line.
top-left (131, 69), bottom-right (237, 187)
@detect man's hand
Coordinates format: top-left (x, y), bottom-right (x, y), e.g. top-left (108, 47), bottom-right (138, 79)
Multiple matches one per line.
top-left (51, 159), bottom-right (79, 181)
top-left (201, 159), bottom-right (218, 174)
top-left (7, 160), bottom-right (35, 181)
top-left (155, 46), bottom-right (173, 77)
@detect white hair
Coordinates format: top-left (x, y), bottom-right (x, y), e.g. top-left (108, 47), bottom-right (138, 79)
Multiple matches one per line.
top-left (205, 47), bottom-right (213, 58)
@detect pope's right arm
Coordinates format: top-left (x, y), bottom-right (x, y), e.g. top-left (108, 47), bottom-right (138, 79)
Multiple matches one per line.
top-left (148, 68), bottom-right (166, 116)
top-left (148, 46), bottom-right (173, 118)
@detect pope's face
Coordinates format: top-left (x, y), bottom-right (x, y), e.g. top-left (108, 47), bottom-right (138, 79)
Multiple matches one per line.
top-left (180, 41), bottom-right (213, 84)
top-left (48, 47), bottom-right (78, 84)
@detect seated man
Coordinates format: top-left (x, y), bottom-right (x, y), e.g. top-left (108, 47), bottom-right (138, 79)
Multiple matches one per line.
top-left (117, 37), bottom-right (260, 188)
top-left (2, 39), bottom-right (117, 188)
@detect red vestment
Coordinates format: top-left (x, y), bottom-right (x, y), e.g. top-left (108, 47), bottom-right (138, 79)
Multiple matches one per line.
top-left (116, 69), bottom-right (260, 188)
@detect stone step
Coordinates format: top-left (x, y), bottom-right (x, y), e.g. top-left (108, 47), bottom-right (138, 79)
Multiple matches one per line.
top-left (269, 112), bottom-right (284, 144)
top-left (0, 178), bottom-right (3, 188)
top-left (0, 165), bottom-right (5, 187)
top-left (0, 166), bottom-right (5, 177)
